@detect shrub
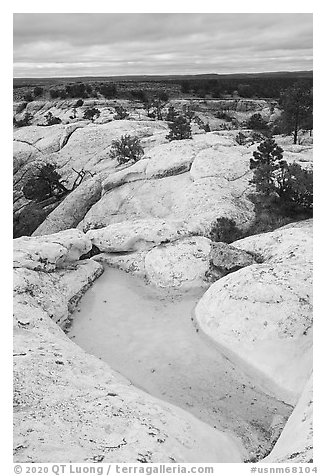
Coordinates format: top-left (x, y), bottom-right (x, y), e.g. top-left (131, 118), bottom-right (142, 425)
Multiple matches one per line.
top-left (109, 135), bottom-right (144, 165)
top-left (113, 105), bottom-right (129, 120)
top-left (166, 105), bottom-right (177, 122)
top-left (65, 83), bottom-right (88, 98)
top-left (98, 83), bottom-right (117, 99)
top-left (75, 99), bottom-right (84, 107)
top-left (166, 115), bottom-right (192, 141)
top-left (247, 113), bottom-right (268, 131)
top-left (49, 88), bottom-right (66, 99)
top-left (33, 86), bottom-right (43, 97)
top-left (130, 89), bottom-right (147, 102)
top-left (235, 132), bottom-right (247, 145)
top-left (49, 89), bottom-right (60, 99)
top-left (44, 111), bottom-right (62, 126)
top-left (83, 107), bottom-right (100, 122)
top-left (209, 217), bottom-right (243, 244)
top-left (24, 93), bottom-right (34, 102)
top-left (22, 163), bottom-right (68, 201)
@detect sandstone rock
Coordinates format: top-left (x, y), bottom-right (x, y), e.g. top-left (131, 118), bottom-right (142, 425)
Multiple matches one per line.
top-left (93, 251), bottom-right (148, 277)
top-left (80, 171), bottom-right (255, 233)
top-left (208, 241), bottom-right (256, 280)
top-left (13, 232), bottom-right (243, 463)
top-left (86, 218), bottom-right (194, 252)
top-left (14, 259), bottom-right (103, 328)
top-left (14, 229), bottom-right (92, 272)
top-left (49, 120), bottom-right (169, 187)
top-left (102, 159), bottom-right (150, 193)
top-left (232, 219), bottom-right (313, 266)
top-left (32, 178), bottom-right (102, 236)
top-left (263, 375), bottom-right (313, 463)
top-left (145, 236), bottom-right (212, 288)
top-left (144, 140), bottom-right (203, 179)
top-left (195, 221), bottom-right (313, 404)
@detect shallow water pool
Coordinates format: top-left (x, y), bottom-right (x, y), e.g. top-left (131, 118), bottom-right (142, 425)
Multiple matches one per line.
top-left (68, 266), bottom-right (292, 460)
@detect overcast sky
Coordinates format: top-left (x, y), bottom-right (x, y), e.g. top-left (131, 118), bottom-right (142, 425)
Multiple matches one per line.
top-left (13, 13), bottom-right (313, 78)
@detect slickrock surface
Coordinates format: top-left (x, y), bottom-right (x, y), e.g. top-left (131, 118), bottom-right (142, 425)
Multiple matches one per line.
top-left (13, 230), bottom-right (244, 463)
top-left (195, 220), bottom-right (313, 405)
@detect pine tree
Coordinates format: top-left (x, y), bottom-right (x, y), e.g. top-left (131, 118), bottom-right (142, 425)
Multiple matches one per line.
top-left (279, 82), bottom-right (313, 144)
top-left (250, 138), bottom-right (285, 196)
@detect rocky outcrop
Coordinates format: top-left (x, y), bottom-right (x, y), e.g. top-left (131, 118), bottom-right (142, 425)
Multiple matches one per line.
top-left (14, 229), bottom-right (92, 272)
top-left (262, 375), bottom-right (313, 463)
top-left (78, 133), bottom-right (255, 233)
top-left (86, 218), bottom-right (196, 253)
top-left (144, 236), bottom-right (212, 288)
top-left (208, 242), bottom-right (257, 280)
top-left (32, 177), bottom-right (102, 236)
top-left (195, 220), bottom-right (313, 405)
top-left (13, 230), bottom-right (244, 463)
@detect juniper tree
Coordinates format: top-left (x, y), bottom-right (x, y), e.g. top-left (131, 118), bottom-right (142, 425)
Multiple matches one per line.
top-left (166, 115), bottom-right (192, 141)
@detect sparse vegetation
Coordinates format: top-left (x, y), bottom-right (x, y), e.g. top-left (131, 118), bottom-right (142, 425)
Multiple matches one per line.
top-left (166, 115), bottom-right (192, 141)
top-left (113, 105), bottom-right (129, 120)
top-left (109, 135), bottom-right (144, 165)
top-left (33, 86), bottom-right (43, 97)
top-left (247, 113), bottom-right (268, 131)
top-left (22, 164), bottom-right (69, 201)
top-left (209, 217), bottom-right (243, 244)
top-left (250, 137), bottom-right (313, 217)
top-left (83, 107), bottom-right (100, 122)
top-left (278, 82), bottom-right (313, 144)
top-left (44, 111), bottom-right (62, 126)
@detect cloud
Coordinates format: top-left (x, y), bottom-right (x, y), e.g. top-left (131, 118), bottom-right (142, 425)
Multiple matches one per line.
top-left (13, 13), bottom-right (313, 77)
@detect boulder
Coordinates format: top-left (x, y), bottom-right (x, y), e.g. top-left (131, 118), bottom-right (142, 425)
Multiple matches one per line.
top-left (195, 221), bottom-right (313, 404)
top-left (144, 140), bottom-right (203, 179)
top-left (14, 229), bottom-right (92, 272)
top-left (263, 375), bottom-right (313, 463)
top-left (86, 218), bottom-right (194, 252)
top-left (208, 241), bottom-right (257, 280)
top-left (144, 236), bottom-right (212, 288)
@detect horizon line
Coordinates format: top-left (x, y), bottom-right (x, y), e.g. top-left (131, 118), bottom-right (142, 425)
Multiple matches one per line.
top-left (13, 69), bottom-right (313, 80)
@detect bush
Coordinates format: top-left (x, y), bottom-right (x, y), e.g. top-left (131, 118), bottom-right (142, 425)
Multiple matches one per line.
top-left (209, 217), bottom-right (243, 244)
top-left (113, 105), bottom-right (129, 120)
top-left (166, 115), bottom-right (192, 141)
top-left (166, 105), bottom-right (178, 122)
top-left (65, 83), bottom-right (88, 98)
top-left (130, 89), bottom-right (147, 102)
top-left (83, 107), bottom-right (100, 122)
top-left (24, 93), bottom-right (34, 102)
top-left (98, 83), bottom-right (117, 99)
top-left (247, 113), bottom-right (268, 131)
top-left (33, 86), bottom-right (43, 97)
top-left (109, 135), bottom-right (144, 165)
top-left (44, 111), bottom-right (62, 126)
top-left (22, 163), bottom-right (68, 201)
top-left (75, 99), bottom-right (84, 107)
top-left (49, 88), bottom-right (66, 99)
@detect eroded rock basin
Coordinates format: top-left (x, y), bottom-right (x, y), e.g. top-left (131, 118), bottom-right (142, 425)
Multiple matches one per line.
top-left (68, 266), bottom-right (293, 461)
